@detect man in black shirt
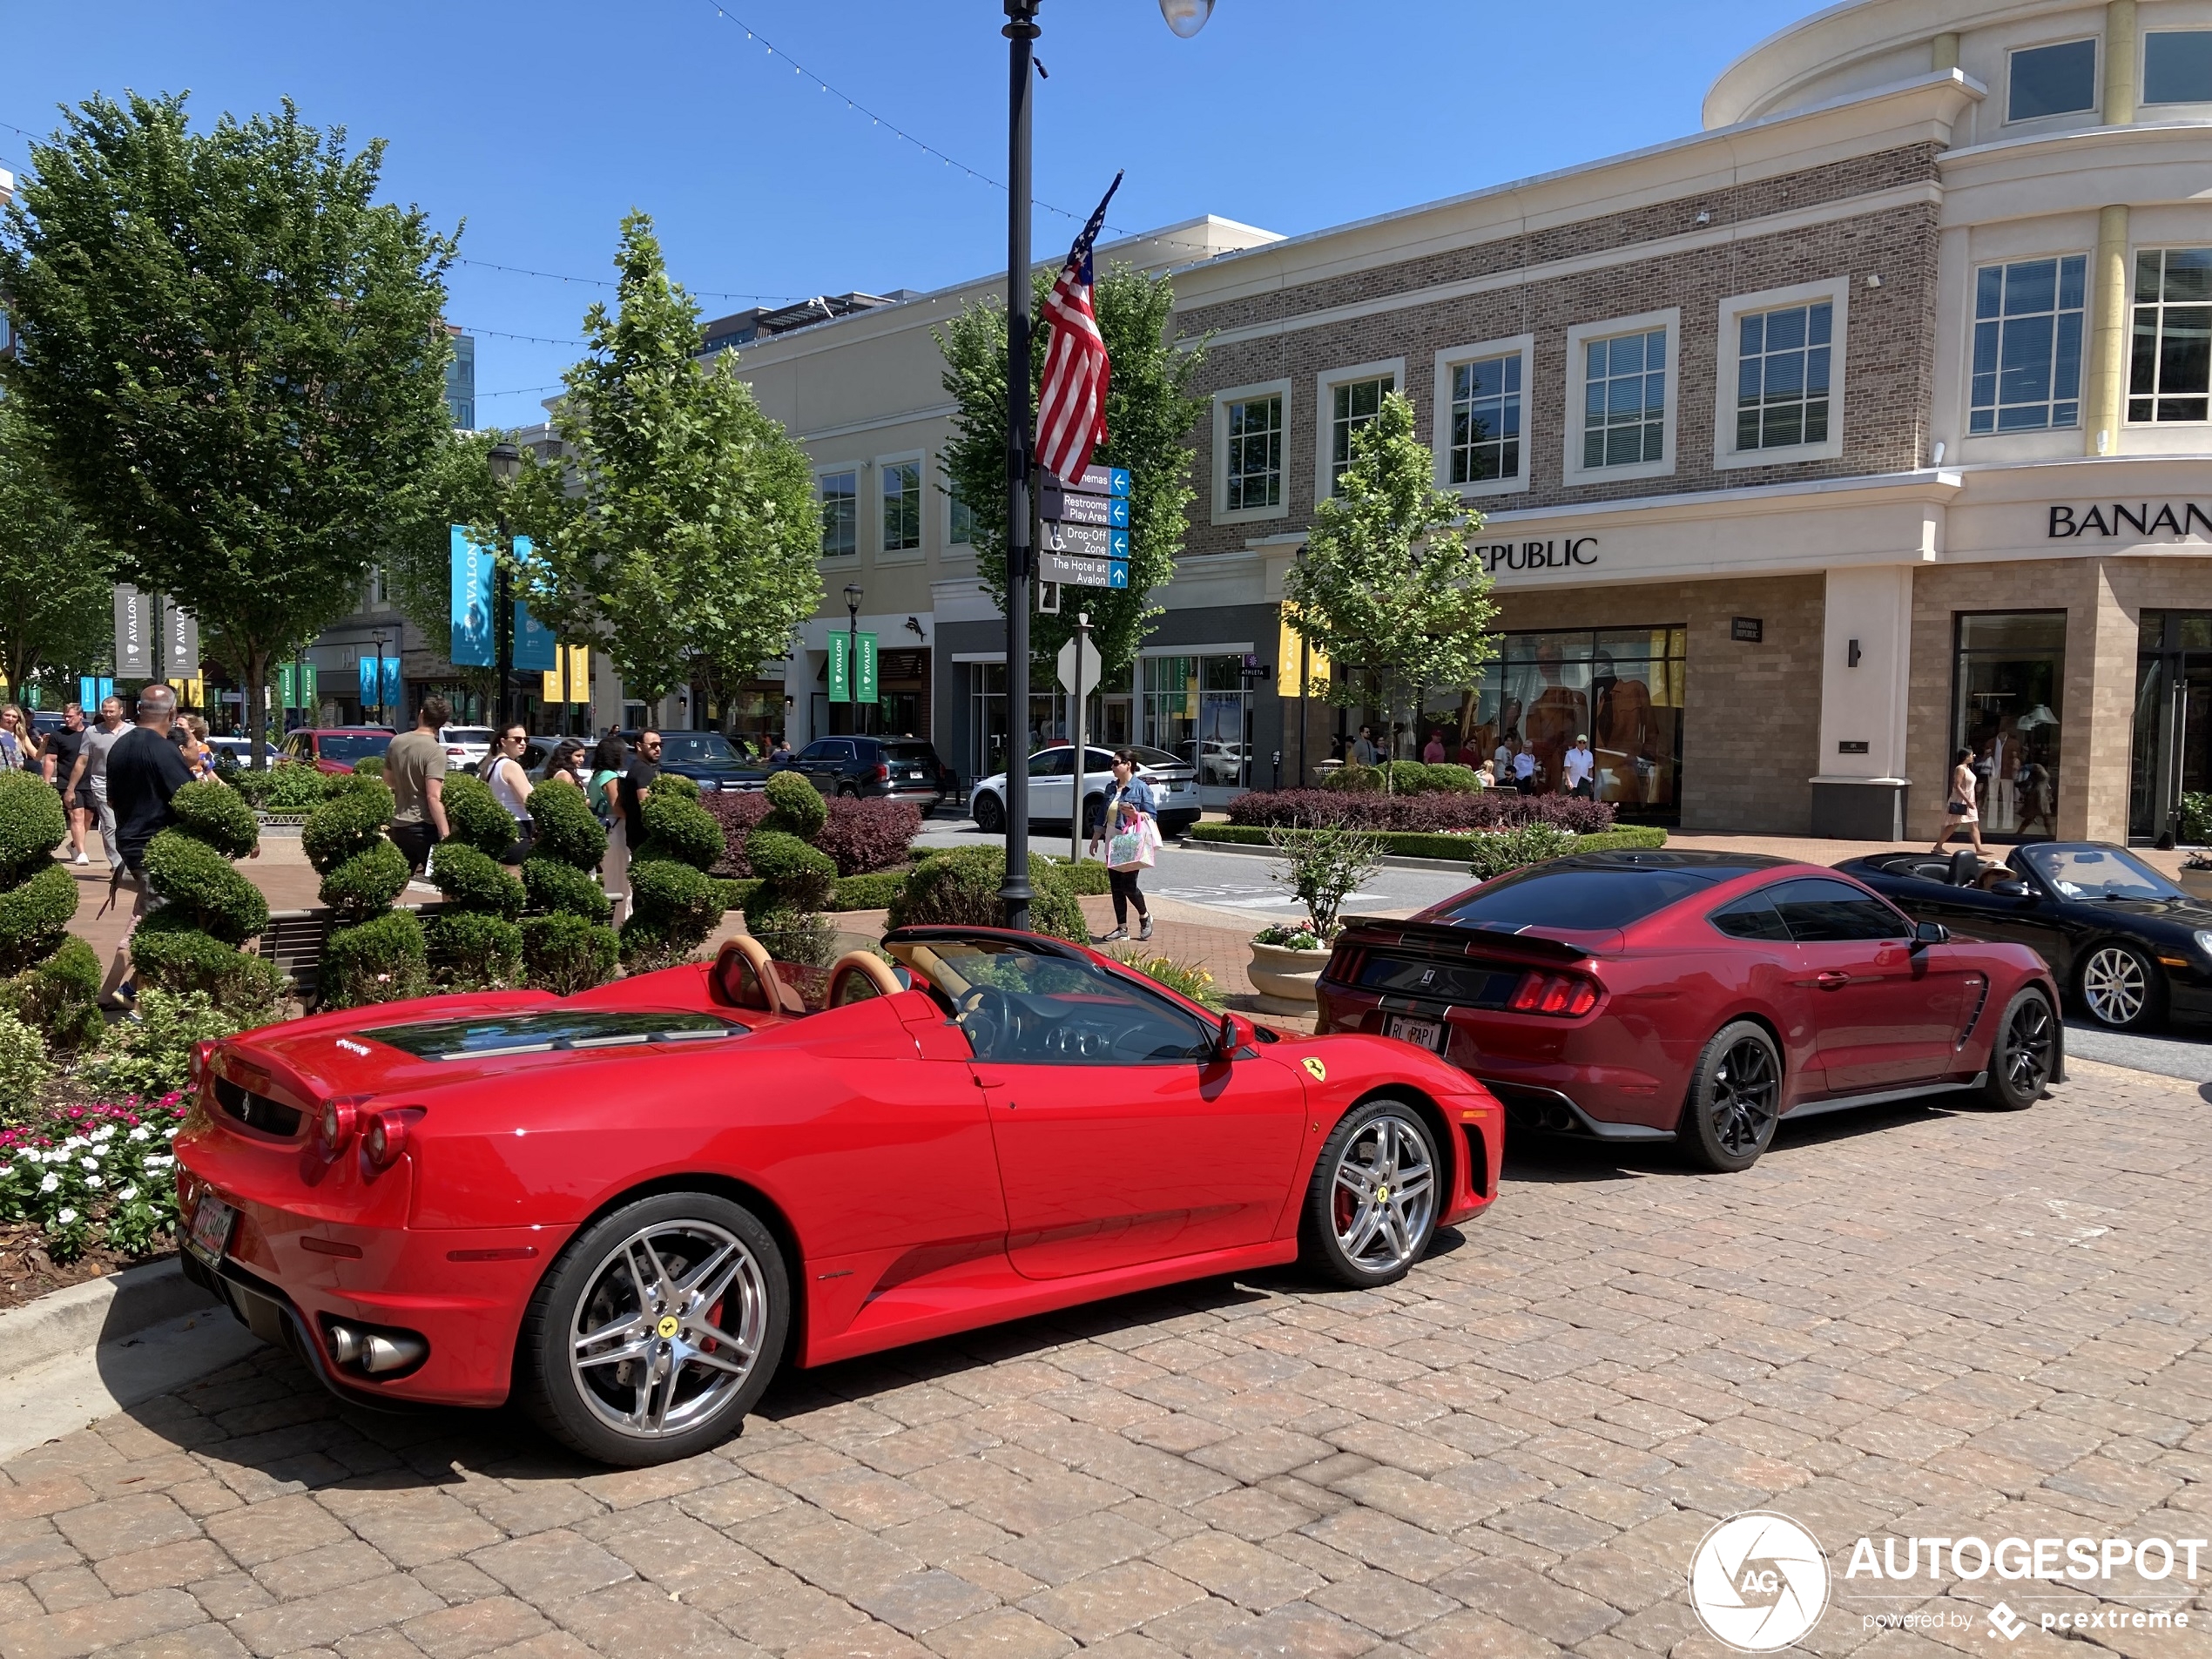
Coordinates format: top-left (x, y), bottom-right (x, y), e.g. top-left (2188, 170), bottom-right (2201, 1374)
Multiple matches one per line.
top-left (40, 704), bottom-right (90, 865)
top-left (100, 685), bottom-right (202, 1004)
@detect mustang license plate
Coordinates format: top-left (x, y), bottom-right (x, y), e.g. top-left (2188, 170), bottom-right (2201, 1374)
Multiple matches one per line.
top-left (187, 1194), bottom-right (236, 1264)
top-left (1386, 1015), bottom-right (1447, 1053)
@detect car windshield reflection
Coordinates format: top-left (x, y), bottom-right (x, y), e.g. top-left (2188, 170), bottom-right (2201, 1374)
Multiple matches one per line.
top-left (2020, 845), bottom-right (2184, 901)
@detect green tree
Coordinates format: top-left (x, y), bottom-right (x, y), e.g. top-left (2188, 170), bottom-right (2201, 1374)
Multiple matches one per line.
top-left (0, 400), bottom-right (116, 698)
top-left (0, 93), bottom-right (458, 762)
top-left (507, 212), bottom-right (821, 709)
top-left (1282, 392), bottom-right (1498, 767)
top-left (937, 263), bottom-right (1204, 682)
top-left (372, 426), bottom-right (499, 705)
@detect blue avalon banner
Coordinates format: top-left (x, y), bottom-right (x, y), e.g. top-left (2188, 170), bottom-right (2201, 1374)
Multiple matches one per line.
top-left (511, 537), bottom-right (556, 671)
top-left (450, 526), bottom-right (496, 668)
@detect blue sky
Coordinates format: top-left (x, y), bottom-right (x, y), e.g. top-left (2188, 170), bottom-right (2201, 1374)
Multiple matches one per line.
top-left (4, 0), bottom-right (1816, 427)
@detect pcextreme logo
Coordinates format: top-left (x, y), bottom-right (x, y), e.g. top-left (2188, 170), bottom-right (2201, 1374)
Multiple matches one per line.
top-left (1689, 1513), bottom-right (1831, 1651)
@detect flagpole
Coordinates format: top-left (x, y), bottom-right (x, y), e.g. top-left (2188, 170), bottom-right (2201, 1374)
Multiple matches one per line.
top-left (1000, 0), bottom-right (1039, 933)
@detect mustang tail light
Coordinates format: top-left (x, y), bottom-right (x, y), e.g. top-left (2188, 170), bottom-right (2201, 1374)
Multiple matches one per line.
top-left (361, 1107), bottom-right (426, 1171)
top-left (1507, 970), bottom-right (1601, 1017)
top-left (314, 1095), bottom-right (370, 1160)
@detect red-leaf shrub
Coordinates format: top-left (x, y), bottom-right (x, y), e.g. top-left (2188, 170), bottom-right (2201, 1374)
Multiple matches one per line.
top-left (704, 791), bottom-right (918, 876)
top-left (1225, 789), bottom-right (1615, 835)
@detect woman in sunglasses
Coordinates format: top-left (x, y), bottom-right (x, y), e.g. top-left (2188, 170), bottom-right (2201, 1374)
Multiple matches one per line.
top-left (487, 724), bottom-right (536, 860)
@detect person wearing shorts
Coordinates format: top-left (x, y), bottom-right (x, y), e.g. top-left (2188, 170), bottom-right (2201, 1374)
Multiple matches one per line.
top-left (68, 697), bottom-right (128, 872)
top-left (1932, 746), bottom-right (1986, 856)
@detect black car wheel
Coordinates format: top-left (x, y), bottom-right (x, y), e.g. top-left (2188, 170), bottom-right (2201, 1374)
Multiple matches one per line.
top-left (1300, 1100), bottom-right (1440, 1288)
top-left (517, 1191), bottom-right (788, 1467)
top-left (973, 792), bottom-right (1005, 834)
top-left (1682, 1021), bottom-right (1782, 1173)
top-left (2077, 941), bottom-right (2163, 1029)
top-left (1983, 986), bottom-right (2055, 1109)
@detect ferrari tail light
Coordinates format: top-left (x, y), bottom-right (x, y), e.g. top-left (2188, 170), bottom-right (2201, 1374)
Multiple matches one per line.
top-left (314, 1095), bottom-right (368, 1160)
top-left (1507, 970), bottom-right (1600, 1017)
top-left (361, 1107), bottom-right (425, 1171)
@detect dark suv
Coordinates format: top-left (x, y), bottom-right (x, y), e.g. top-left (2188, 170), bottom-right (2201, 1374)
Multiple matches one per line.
top-left (779, 736), bottom-right (956, 813)
top-left (611, 729), bottom-right (769, 793)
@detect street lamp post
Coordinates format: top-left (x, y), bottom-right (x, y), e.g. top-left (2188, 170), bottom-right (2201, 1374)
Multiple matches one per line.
top-left (488, 441), bottom-right (521, 730)
top-left (996, 0), bottom-right (1211, 933)
top-left (370, 628), bottom-right (389, 727)
top-left (844, 583), bottom-right (864, 737)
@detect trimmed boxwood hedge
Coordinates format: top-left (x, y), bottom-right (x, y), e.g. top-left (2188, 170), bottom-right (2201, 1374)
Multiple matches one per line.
top-left (319, 840), bottom-right (410, 922)
top-left (522, 912), bottom-right (621, 995)
top-left (301, 779), bottom-right (395, 873)
top-left (169, 781), bottom-right (259, 860)
top-left (423, 909), bottom-right (525, 991)
top-left (0, 934), bottom-right (102, 1049)
top-left (1187, 822), bottom-right (1669, 861)
top-left (0, 772), bottom-right (66, 887)
top-left (320, 908), bottom-right (429, 1008)
top-left (525, 778), bottom-right (606, 870)
top-left (885, 845), bottom-right (1088, 943)
top-left (0, 861), bottom-right (78, 976)
top-left (143, 830), bottom-right (268, 944)
top-left (431, 843), bottom-right (527, 920)
top-left (523, 856), bottom-right (611, 925)
top-left (130, 912), bottom-right (287, 1013)
top-left (439, 772), bottom-right (521, 860)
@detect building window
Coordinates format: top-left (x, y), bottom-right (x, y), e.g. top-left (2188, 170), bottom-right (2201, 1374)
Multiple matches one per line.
top-left (1736, 300), bottom-right (1832, 450)
top-left (948, 485), bottom-right (973, 546)
top-left (1448, 354), bottom-right (1521, 484)
top-left (2128, 248), bottom-right (2212, 423)
top-left (819, 470), bottom-right (857, 557)
top-left (1225, 394), bottom-right (1283, 510)
top-left (1142, 654), bottom-right (1251, 792)
top-left (1329, 374), bottom-right (1393, 495)
top-left (1970, 257), bottom-right (2086, 434)
top-left (881, 460), bottom-right (921, 552)
top-left (1582, 327), bottom-right (1669, 469)
top-left (2145, 30), bottom-right (2212, 103)
top-left (1952, 611), bottom-right (2065, 840)
top-left (2008, 38), bottom-right (2098, 121)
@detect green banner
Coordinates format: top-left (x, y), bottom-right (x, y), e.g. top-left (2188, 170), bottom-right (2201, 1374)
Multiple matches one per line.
top-left (827, 633), bottom-right (849, 702)
top-left (829, 633), bottom-right (878, 704)
top-left (856, 632), bottom-right (878, 705)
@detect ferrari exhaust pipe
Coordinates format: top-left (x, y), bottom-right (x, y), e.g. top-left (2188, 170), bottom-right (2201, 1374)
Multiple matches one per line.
top-left (327, 1322), bottom-right (362, 1366)
top-left (324, 1321), bottom-right (428, 1375)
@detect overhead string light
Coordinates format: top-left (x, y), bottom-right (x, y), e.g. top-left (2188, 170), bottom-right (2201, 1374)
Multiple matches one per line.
top-left (451, 256), bottom-right (801, 303)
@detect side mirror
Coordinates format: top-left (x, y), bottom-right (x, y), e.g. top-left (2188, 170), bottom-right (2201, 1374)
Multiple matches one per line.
top-left (1214, 1011), bottom-right (1254, 1060)
top-left (1910, 920), bottom-right (1949, 952)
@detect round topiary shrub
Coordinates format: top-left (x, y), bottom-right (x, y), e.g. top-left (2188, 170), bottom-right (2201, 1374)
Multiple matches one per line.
top-left (168, 780), bottom-right (259, 860)
top-left (522, 912), bottom-right (620, 995)
top-left (142, 831), bottom-right (266, 945)
top-left (886, 845), bottom-right (1088, 944)
top-left (422, 909), bottom-right (524, 992)
top-left (430, 843), bottom-right (527, 920)
top-left (320, 907), bottom-right (429, 1008)
top-left (301, 779), bottom-right (395, 873)
top-left (619, 859), bottom-right (724, 970)
top-left (525, 778), bottom-right (606, 870)
top-left (260, 761), bottom-right (331, 813)
top-left (319, 840), bottom-right (411, 922)
top-left (0, 861), bottom-right (79, 975)
top-left (129, 912), bottom-right (287, 1021)
top-left (0, 772), bottom-right (67, 886)
top-left (0, 935), bottom-right (103, 1051)
top-left (0, 772), bottom-right (84, 1050)
top-left (745, 830), bottom-right (835, 914)
top-left (439, 772), bottom-right (521, 860)
top-left (523, 857), bottom-right (611, 924)
top-left (637, 788), bottom-right (726, 871)
top-left (760, 770), bottom-right (827, 840)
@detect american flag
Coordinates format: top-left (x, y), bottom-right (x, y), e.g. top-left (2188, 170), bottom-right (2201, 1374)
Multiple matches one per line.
top-left (1035, 172), bottom-right (1123, 487)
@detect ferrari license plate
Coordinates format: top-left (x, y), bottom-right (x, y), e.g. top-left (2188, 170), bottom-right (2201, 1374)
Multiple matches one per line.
top-left (1386, 1015), bottom-right (1447, 1053)
top-left (186, 1194), bottom-right (236, 1265)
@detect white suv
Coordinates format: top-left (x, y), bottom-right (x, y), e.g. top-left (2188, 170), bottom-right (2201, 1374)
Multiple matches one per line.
top-left (438, 725), bottom-right (494, 772)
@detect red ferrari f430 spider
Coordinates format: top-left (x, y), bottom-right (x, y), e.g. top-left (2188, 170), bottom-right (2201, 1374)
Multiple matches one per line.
top-left (175, 927), bottom-right (1502, 1465)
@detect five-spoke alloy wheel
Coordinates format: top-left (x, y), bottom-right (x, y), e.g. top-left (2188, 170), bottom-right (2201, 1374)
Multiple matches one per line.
top-left (1303, 1100), bottom-right (1441, 1287)
top-left (2079, 942), bottom-right (2161, 1030)
top-left (522, 1192), bottom-right (787, 1466)
top-left (1683, 1020), bottom-right (1784, 1172)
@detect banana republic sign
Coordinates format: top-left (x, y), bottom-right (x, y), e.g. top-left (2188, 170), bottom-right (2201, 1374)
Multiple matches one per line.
top-left (1474, 536), bottom-right (1600, 574)
top-left (2047, 502), bottom-right (2212, 540)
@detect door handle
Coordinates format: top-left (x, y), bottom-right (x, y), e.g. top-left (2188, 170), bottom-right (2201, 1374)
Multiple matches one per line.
top-left (1815, 970), bottom-right (1851, 989)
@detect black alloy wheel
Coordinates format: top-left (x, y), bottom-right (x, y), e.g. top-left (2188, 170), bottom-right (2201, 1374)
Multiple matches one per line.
top-left (1982, 986), bottom-right (2055, 1109)
top-left (1683, 1021), bottom-right (1783, 1173)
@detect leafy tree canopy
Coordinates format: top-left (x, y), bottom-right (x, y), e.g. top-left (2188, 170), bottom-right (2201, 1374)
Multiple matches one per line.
top-left (506, 212), bottom-right (822, 708)
top-left (937, 263), bottom-right (1204, 681)
top-left (0, 92), bottom-right (457, 758)
top-left (0, 399), bottom-right (116, 699)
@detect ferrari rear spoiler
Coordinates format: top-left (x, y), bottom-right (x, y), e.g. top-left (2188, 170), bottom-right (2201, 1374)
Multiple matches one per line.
top-left (1337, 917), bottom-right (1607, 964)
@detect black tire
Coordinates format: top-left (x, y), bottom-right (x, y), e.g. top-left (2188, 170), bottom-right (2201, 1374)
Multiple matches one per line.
top-left (1299, 1099), bottom-right (1441, 1288)
top-left (973, 792), bottom-right (1005, 834)
top-left (1681, 1021), bottom-right (1783, 1173)
top-left (517, 1191), bottom-right (788, 1467)
top-left (1983, 986), bottom-right (2056, 1109)
top-left (2076, 941), bottom-right (2163, 1030)
top-left (836, 783), bottom-right (857, 799)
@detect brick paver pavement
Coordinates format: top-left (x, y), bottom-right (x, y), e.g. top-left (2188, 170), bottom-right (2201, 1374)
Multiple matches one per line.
top-left (3, 1057), bottom-right (2209, 1657)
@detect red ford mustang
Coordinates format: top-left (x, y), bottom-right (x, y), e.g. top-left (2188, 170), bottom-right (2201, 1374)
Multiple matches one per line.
top-left (1316, 851), bottom-right (2063, 1171)
top-left (175, 927), bottom-right (1502, 1465)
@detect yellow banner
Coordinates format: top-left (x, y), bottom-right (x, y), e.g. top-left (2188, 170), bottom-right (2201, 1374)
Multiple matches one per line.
top-left (543, 644), bottom-right (590, 705)
top-left (1276, 616), bottom-right (1327, 698)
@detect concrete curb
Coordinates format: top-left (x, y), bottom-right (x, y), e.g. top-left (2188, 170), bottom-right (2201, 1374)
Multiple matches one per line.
top-left (1176, 836), bottom-right (1475, 875)
top-left (0, 1257), bottom-right (218, 1380)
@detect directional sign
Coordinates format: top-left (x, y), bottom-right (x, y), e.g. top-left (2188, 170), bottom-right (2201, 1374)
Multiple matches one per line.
top-left (1057, 492), bottom-right (1129, 529)
top-left (1050, 523), bottom-right (1129, 561)
top-left (1108, 561), bottom-right (1130, 590)
top-left (1042, 550), bottom-right (1115, 588)
top-left (1068, 465), bottom-right (1130, 498)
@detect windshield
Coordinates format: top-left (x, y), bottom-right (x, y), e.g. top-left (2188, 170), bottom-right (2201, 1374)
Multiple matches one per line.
top-left (2020, 844), bottom-right (2184, 901)
top-left (361, 1009), bottom-right (740, 1061)
top-left (882, 742), bottom-right (936, 764)
top-left (318, 734), bottom-right (391, 764)
top-left (1435, 862), bottom-right (1726, 932)
top-left (658, 733), bottom-right (745, 765)
top-left (442, 727), bottom-right (492, 745)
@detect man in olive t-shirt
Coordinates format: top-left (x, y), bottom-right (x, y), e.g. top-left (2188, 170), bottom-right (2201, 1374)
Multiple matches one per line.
top-left (386, 696), bottom-right (452, 874)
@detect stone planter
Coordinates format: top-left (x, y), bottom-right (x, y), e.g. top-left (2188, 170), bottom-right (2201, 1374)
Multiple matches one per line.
top-left (2180, 867), bottom-right (2212, 903)
top-left (1248, 941), bottom-right (1332, 1015)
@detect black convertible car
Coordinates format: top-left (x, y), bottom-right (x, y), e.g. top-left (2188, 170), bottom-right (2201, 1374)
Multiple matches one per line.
top-left (1835, 842), bottom-right (2212, 1031)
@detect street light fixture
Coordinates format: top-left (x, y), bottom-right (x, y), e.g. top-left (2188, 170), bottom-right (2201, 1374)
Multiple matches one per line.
top-left (996, 0), bottom-right (1209, 931)
top-left (369, 627), bottom-right (389, 729)
top-left (844, 583), bottom-right (864, 738)
top-left (487, 441), bottom-right (521, 729)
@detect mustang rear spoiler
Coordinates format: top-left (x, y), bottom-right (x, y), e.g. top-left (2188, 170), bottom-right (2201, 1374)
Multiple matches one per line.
top-left (1339, 917), bottom-right (1605, 964)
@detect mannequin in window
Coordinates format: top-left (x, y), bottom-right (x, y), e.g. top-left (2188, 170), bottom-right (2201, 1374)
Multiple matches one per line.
top-left (1591, 651), bottom-right (1662, 806)
top-left (1523, 644), bottom-right (1588, 794)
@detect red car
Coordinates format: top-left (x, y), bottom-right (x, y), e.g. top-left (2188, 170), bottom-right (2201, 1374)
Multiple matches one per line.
top-left (1316, 851), bottom-right (2062, 1172)
top-left (174, 927), bottom-right (1502, 1466)
top-left (281, 727), bottom-right (394, 775)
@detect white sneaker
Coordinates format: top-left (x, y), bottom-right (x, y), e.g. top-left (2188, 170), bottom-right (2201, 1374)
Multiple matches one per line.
top-left (72, 852), bottom-right (88, 866)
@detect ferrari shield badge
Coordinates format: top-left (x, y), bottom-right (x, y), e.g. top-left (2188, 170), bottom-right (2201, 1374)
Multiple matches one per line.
top-left (1301, 1057), bottom-right (1327, 1082)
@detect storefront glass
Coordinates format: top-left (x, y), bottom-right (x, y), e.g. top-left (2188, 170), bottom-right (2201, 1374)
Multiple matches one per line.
top-left (2128, 610), bottom-right (2212, 841)
top-left (1418, 626), bottom-right (1687, 822)
top-left (1952, 611), bottom-right (2065, 840)
top-left (1143, 655), bottom-right (1251, 792)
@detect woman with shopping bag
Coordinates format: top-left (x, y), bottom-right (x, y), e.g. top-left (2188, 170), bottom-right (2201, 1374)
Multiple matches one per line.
top-left (1089, 749), bottom-right (1159, 942)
